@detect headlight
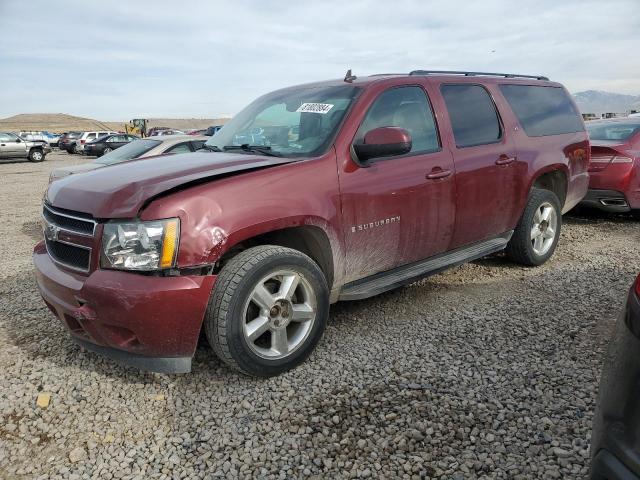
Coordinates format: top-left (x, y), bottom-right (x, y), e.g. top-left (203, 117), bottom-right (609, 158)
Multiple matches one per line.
top-left (101, 218), bottom-right (180, 271)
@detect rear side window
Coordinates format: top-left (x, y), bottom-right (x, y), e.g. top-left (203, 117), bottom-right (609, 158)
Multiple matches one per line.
top-left (355, 86), bottom-right (440, 155)
top-left (441, 84), bottom-right (502, 148)
top-left (499, 85), bottom-right (584, 137)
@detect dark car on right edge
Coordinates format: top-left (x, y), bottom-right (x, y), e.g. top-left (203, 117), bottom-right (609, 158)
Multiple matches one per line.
top-left (592, 274), bottom-right (640, 479)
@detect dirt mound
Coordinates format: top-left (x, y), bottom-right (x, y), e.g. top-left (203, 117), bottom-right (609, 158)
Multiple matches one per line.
top-left (0, 113), bottom-right (229, 134)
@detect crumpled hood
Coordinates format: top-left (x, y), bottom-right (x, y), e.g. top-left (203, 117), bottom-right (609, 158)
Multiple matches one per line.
top-left (46, 151), bottom-right (297, 218)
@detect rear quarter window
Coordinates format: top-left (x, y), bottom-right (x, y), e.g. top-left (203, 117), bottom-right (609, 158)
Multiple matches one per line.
top-left (499, 85), bottom-right (584, 137)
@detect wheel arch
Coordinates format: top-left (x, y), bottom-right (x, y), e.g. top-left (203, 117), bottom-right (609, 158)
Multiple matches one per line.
top-left (529, 166), bottom-right (569, 208)
top-left (214, 222), bottom-right (338, 291)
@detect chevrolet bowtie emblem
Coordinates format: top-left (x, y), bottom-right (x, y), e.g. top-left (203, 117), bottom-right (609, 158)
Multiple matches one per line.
top-left (44, 223), bottom-right (60, 241)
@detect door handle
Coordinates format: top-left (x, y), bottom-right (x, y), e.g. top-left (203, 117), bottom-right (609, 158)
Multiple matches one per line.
top-left (426, 168), bottom-right (452, 180)
top-left (0, 144), bottom-right (5, 146)
top-left (495, 154), bottom-right (516, 165)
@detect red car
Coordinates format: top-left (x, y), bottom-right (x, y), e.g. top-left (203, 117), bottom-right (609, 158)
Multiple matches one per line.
top-left (33, 70), bottom-right (589, 376)
top-left (581, 118), bottom-right (640, 212)
top-left (591, 273), bottom-right (640, 479)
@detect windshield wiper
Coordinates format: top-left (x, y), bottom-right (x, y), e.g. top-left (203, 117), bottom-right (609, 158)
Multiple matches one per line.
top-left (223, 144), bottom-right (282, 157)
top-left (200, 144), bottom-right (222, 152)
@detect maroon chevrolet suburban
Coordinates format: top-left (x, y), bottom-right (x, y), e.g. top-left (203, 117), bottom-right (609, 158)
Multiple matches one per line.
top-left (34, 70), bottom-right (590, 376)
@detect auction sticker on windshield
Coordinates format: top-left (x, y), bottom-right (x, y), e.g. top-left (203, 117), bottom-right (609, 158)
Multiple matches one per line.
top-left (296, 103), bottom-right (334, 114)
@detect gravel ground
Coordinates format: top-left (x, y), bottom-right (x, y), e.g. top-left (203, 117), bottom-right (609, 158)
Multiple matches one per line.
top-left (1, 151), bottom-right (639, 479)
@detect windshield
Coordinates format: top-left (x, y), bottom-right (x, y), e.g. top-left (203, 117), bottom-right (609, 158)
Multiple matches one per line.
top-left (587, 121), bottom-right (640, 141)
top-left (205, 84), bottom-right (360, 157)
top-left (94, 139), bottom-right (161, 165)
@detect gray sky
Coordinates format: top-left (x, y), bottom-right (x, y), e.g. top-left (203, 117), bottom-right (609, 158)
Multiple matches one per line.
top-left (1, 0), bottom-right (638, 120)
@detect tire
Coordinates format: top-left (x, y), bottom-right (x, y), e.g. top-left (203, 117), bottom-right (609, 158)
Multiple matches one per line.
top-left (70, 144), bottom-right (77, 154)
top-left (103, 147), bottom-right (112, 155)
top-left (204, 245), bottom-right (329, 377)
top-left (506, 188), bottom-right (562, 266)
top-left (29, 148), bottom-right (44, 162)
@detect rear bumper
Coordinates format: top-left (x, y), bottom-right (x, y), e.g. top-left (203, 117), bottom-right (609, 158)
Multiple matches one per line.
top-left (587, 161), bottom-right (639, 209)
top-left (32, 241), bottom-right (216, 373)
top-left (580, 189), bottom-right (631, 212)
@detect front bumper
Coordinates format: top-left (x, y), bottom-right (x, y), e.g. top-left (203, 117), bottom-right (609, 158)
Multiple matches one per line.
top-left (591, 289), bottom-right (640, 478)
top-left (33, 241), bottom-right (216, 373)
top-left (580, 189), bottom-right (631, 213)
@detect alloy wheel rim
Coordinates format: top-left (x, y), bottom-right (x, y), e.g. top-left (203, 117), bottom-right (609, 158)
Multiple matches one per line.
top-left (242, 269), bottom-right (317, 359)
top-left (530, 202), bottom-right (558, 256)
top-left (33, 152), bottom-right (42, 160)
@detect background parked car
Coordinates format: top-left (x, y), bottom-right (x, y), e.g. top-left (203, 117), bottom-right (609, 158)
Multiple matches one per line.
top-left (581, 118), bottom-right (640, 212)
top-left (76, 131), bottom-right (118, 154)
top-left (204, 125), bottom-right (223, 136)
top-left (58, 131), bottom-right (82, 152)
top-left (149, 129), bottom-right (185, 136)
top-left (591, 273), bottom-right (640, 479)
top-left (44, 132), bottom-right (61, 147)
top-left (18, 131), bottom-right (61, 146)
top-left (49, 135), bottom-right (208, 181)
top-left (187, 129), bottom-right (207, 135)
top-left (83, 134), bottom-right (139, 157)
top-left (0, 131), bottom-right (51, 162)
top-left (146, 127), bottom-right (170, 136)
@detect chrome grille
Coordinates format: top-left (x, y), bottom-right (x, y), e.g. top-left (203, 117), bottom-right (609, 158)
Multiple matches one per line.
top-left (42, 204), bottom-right (96, 272)
top-left (43, 204), bottom-right (95, 236)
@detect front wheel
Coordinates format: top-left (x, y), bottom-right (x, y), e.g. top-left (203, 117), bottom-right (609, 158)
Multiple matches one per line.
top-left (29, 148), bottom-right (44, 162)
top-left (506, 188), bottom-right (562, 266)
top-left (103, 147), bottom-right (112, 155)
top-left (204, 245), bottom-right (329, 377)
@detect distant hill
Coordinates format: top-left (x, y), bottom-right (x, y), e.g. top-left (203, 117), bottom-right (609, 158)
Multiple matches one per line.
top-left (572, 90), bottom-right (640, 115)
top-left (0, 113), bottom-right (230, 133)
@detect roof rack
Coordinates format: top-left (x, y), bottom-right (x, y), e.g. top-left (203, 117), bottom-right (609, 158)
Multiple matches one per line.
top-left (408, 70), bottom-right (549, 81)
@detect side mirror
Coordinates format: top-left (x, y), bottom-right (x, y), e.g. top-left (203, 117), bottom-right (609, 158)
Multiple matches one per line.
top-left (15, 138), bottom-right (21, 143)
top-left (352, 127), bottom-right (412, 165)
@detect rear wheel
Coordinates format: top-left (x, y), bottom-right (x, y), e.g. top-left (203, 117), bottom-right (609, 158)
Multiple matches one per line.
top-left (29, 148), bottom-right (44, 162)
top-left (506, 188), bottom-right (561, 266)
top-left (70, 144), bottom-right (77, 154)
top-left (204, 245), bottom-right (329, 377)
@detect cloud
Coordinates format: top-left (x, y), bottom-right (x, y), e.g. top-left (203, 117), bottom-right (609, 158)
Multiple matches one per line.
top-left (0, 0), bottom-right (638, 119)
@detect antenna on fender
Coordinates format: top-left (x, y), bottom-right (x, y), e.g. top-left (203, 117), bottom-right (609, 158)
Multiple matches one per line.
top-left (344, 69), bottom-right (357, 83)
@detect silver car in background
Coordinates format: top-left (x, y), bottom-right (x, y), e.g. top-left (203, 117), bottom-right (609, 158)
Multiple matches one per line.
top-left (49, 135), bottom-right (208, 181)
top-left (0, 132), bottom-right (52, 162)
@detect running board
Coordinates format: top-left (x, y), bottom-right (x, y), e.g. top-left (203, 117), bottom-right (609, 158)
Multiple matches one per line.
top-left (338, 231), bottom-right (513, 301)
